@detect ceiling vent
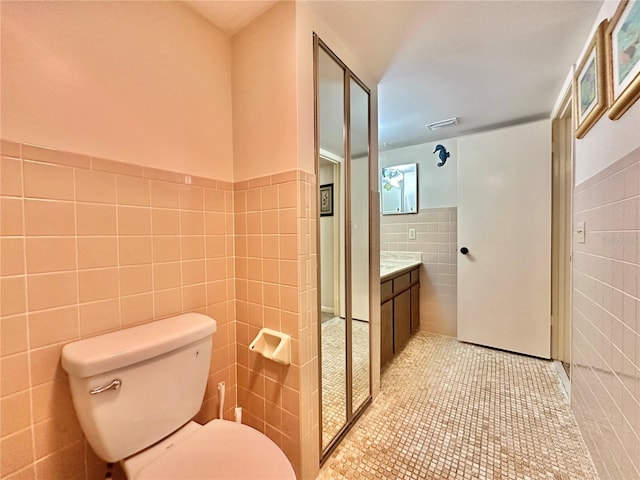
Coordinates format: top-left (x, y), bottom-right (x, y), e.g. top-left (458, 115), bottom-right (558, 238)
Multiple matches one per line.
top-left (426, 117), bottom-right (458, 131)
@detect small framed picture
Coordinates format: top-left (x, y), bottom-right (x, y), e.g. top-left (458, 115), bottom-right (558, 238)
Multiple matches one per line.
top-left (320, 183), bottom-right (333, 217)
top-left (606, 0), bottom-right (640, 120)
top-left (574, 20), bottom-right (608, 139)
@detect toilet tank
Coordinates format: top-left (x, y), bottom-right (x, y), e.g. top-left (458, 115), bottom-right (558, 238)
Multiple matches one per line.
top-left (61, 313), bottom-right (216, 463)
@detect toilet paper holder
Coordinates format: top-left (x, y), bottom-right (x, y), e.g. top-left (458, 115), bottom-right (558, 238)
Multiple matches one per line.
top-left (249, 328), bottom-right (291, 365)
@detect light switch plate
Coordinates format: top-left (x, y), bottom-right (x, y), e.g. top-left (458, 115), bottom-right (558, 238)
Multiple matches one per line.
top-left (409, 228), bottom-right (416, 240)
top-left (576, 221), bottom-right (585, 244)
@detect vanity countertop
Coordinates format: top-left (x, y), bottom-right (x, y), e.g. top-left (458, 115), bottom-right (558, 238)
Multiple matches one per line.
top-left (380, 251), bottom-right (422, 280)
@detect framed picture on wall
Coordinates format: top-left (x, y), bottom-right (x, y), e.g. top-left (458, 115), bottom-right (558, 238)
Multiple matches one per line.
top-left (606, 0), bottom-right (640, 119)
top-left (574, 20), bottom-right (608, 139)
top-left (320, 183), bottom-right (334, 217)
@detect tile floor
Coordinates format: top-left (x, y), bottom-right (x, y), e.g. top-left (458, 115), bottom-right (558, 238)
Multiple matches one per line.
top-left (318, 333), bottom-right (599, 480)
top-left (321, 317), bottom-right (370, 448)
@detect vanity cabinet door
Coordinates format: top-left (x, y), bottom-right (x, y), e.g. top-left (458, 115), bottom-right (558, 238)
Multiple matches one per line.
top-left (393, 290), bottom-right (411, 353)
top-left (381, 299), bottom-right (394, 368)
top-left (411, 284), bottom-right (420, 333)
top-left (381, 280), bottom-right (393, 303)
top-left (393, 273), bottom-right (411, 293)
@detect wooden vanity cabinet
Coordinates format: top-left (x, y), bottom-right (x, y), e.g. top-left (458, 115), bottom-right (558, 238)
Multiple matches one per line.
top-left (393, 289), bottom-right (411, 352)
top-left (411, 284), bottom-right (420, 333)
top-left (380, 299), bottom-right (394, 368)
top-left (380, 265), bottom-right (420, 370)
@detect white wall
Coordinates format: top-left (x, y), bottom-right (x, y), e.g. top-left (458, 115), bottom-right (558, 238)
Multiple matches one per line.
top-left (380, 139), bottom-right (457, 209)
top-left (320, 160), bottom-right (336, 312)
top-left (1, 1), bottom-right (234, 180)
top-left (231, 1), bottom-right (298, 181)
top-left (351, 155), bottom-right (370, 322)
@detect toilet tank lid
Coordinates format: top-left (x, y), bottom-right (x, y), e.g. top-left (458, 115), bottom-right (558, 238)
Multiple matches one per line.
top-left (61, 313), bottom-right (216, 378)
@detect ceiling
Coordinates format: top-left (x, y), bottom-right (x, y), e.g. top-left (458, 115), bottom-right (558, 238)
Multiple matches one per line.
top-left (186, 0), bottom-right (277, 36)
top-left (188, 0), bottom-right (602, 150)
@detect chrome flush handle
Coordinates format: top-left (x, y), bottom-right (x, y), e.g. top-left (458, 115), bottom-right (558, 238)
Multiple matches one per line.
top-left (89, 379), bottom-right (122, 395)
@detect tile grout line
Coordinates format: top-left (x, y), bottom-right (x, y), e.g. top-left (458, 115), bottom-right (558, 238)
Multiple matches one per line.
top-left (18, 141), bottom-right (39, 476)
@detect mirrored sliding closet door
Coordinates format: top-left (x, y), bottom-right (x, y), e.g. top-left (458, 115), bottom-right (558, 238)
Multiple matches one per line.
top-left (315, 35), bottom-right (372, 460)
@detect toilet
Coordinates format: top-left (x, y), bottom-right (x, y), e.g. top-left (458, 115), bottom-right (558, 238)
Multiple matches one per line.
top-left (61, 313), bottom-right (296, 480)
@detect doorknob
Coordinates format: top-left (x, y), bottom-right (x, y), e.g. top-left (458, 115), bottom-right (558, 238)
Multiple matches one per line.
top-left (460, 247), bottom-right (469, 255)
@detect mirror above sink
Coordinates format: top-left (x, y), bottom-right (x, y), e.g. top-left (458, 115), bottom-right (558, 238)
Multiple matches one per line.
top-left (380, 163), bottom-right (418, 215)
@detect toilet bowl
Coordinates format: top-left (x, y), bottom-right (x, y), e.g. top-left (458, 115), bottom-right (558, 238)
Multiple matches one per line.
top-left (61, 313), bottom-right (295, 480)
top-left (125, 420), bottom-right (295, 480)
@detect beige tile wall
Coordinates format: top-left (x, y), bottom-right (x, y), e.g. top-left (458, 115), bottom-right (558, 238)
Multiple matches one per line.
top-left (572, 146), bottom-right (640, 479)
top-left (233, 170), bottom-right (318, 479)
top-left (380, 207), bottom-right (458, 336)
top-left (0, 139), bottom-right (237, 479)
top-left (297, 175), bottom-right (319, 480)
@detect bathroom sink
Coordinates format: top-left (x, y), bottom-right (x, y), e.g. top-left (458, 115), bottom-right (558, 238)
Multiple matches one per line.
top-left (380, 252), bottom-right (422, 279)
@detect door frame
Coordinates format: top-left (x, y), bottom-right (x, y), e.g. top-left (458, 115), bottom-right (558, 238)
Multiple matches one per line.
top-left (319, 151), bottom-right (343, 319)
top-left (550, 71), bottom-right (575, 379)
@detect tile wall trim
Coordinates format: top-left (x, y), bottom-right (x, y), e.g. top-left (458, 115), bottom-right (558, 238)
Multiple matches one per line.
top-left (1, 139), bottom-right (316, 191)
top-left (234, 170), bottom-right (316, 190)
top-left (575, 146), bottom-right (640, 193)
top-left (1, 139), bottom-right (236, 190)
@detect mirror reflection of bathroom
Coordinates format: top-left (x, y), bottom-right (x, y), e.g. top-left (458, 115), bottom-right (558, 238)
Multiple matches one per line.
top-left (319, 156), bottom-right (347, 449)
top-left (317, 39), bottom-right (371, 455)
top-left (318, 44), bottom-right (348, 450)
top-left (380, 163), bottom-right (418, 214)
top-left (349, 77), bottom-right (370, 416)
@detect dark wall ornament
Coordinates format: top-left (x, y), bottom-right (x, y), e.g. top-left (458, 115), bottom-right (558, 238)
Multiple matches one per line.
top-left (320, 183), bottom-right (334, 216)
top-left (433, 144), bottom-right (450, 167)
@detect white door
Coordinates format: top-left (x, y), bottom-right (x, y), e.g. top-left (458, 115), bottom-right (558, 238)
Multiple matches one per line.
top-left (457, 120), bottom-right (551, 359)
